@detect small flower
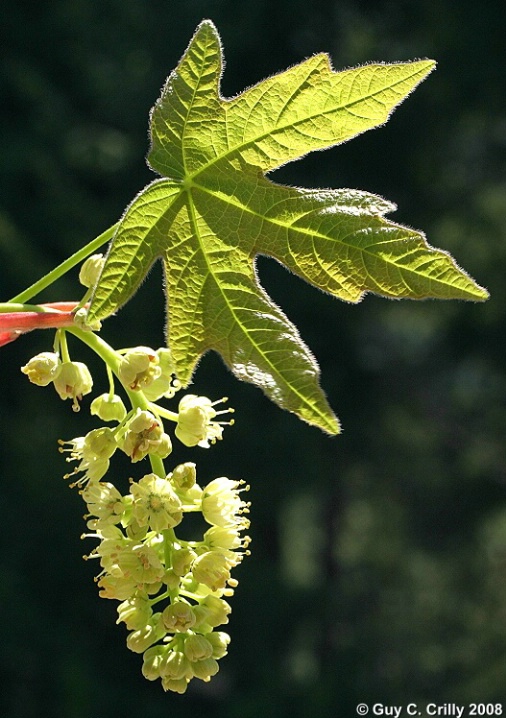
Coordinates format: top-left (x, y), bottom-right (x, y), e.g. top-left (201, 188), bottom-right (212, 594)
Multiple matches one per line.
top-left (130, 473), bottom-right (183, 532)
top-left (162, 601), bottom-right (196, 633)
top-left (84, 427), bottom-right (117, 460)
top-left (117, 594), bottom-right (153, 631)
top-left (126, 613), bottom-right (166, 654)
top-left (205, 631), bottom-right (231, 659)
top-left (118, 347), bottom-right (161, 391)
top-left (94, 525), bottom-right (133, 574)
top-left (192, 550), bottom-right (241, 592)
top-left (193, 595), bottom-right (232, 629)
top-left (125, 519), bottom-right (149, 542)
top-left (201, 477), bottom-right (250, 529)
top-left (59, 427), bottom-right (117, 484)
top-left (53, 360), bottom-right (93, 411)
top-left (81, 481), bottom-right (125, 525)
top-left (21, 351), bottom-right (60, 386)
top-left (183, 634), bottom-right (213, 662)
top-left (142, 348), bottom-right (180, 401)
top-left (175, 394), bottom-right (234, 448)
top-left (170, 462), bottom-right (197, 491)
top-left (142, 645), bottom-right (168, 681)
top-left (118, 544), bottom-right (165, 585)
top-left (160, 650), bottom-right (193, 681)
top-left (204, 525), bottom-right (248, 550)
top-left (191, 656), bottom-right (219, 682)
top-left (120, 409), bottom-right (172, 462)
top-left (161, 677), bottom-right (190, 694)
top-left (79, 253), bottom-right (104, 288)
top-left (90, 393), bottom-right (127, 422)
top-left (97, 573), bottom-right (139, 601)
top-left (171, 547), bottom-right (197, 577)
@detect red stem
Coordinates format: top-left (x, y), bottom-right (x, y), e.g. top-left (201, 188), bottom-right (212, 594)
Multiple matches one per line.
top-left (0, 302), bottom-right (83, 347)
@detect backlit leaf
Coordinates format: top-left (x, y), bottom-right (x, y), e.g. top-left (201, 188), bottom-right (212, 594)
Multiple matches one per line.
top-left (88, 20), bottom-right (488, 434)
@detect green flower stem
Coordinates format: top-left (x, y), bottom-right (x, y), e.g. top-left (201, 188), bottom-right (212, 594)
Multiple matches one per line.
top-left (163, 528), bottom-right (175, 568)
top-left (162, 527), bottom-right (180, 603)
top-left (58, 330), bottom-right (71, 363)
top-left (105, 363), bottom-right (116, 399)
top-left (149, 589), bottom-right (171, 608)
top-left (68, 326), bottom-right (166, 478)
top-left (9, 223), bottom-right (118, 304)
top-left (148, 402), bottom-right (179, 422)
top-left (146, 456), bottom-right (167, 482)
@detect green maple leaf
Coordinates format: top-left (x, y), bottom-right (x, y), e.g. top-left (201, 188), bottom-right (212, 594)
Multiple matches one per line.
top-left (88, 20), bottom-right (488, 435)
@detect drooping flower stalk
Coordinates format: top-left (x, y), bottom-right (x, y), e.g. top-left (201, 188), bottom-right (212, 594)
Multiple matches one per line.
top-left (3, 187), bottom-right (255, 694)
top-left (20, 307), bottom-right (251, 693)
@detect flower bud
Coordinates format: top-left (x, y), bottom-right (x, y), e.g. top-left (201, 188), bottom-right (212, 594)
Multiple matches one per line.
top-left (90, 393), bottom-right (127, 422)
top-left (183, 634), bottom-right (213, 662)
top-left (162, 601), bottom-right (196, 633)
top-left (192, 608), bottom-right (213, 633)
top-left (206, 631), bottom-right (231, 659)
top-left (161, 677), bottom-right (190, 694)
top-left (142, 645), bottom-right (167, 681)
top-left (160, 650), bottom-right (193, 681)
top-left (21, 351), bottom-right (60, 386)
top-left (170, 462), bottom-right (197, 491)
top-left (150, 432), bottom-right (173, 459)
top-left (171, 547), bottom-right (197, 577)
top-left (126, 613), bottom-right (166, 654)
top-left (73, 307), bottom-right (101, 332)
top-left (84, 427), bottom-right (117, 460)
top-left (163, 569), bottom-right (182, 592)
top-left (191, 657), bottom-right (219, 682)
top-left (53, 361), bottom-right (93, 411)
top-left (125, 518), bottom-right (148, 542)
top-left (117, 594), bottom-right (153, 631)
top-left (79, 253), bottom-right (104, 288)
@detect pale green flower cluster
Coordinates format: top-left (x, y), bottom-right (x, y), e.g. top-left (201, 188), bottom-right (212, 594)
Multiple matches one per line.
top-left (81, 463), bottom-right (250, 693)
top-left (22, 340), bottom-right (249, 693)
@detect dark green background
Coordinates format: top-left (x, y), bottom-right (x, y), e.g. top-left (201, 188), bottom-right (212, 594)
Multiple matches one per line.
top-left (1, 1), bottom-right (506, 716)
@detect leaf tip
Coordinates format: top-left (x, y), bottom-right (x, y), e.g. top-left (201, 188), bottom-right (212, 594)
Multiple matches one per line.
top-left (473, 285), bottom-right (490, 302)
top-left (300, 400), bottom-right (341, 436)
top-left (419, 58), bottom-right (437, 79)
top-left (322, 414), bottom-right (341, 436)
top-left (194, 18), bottom-right (221, 43)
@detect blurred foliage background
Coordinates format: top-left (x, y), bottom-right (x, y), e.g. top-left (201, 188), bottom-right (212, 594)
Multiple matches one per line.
top-left (1, 1), bottom-right (506, 716)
